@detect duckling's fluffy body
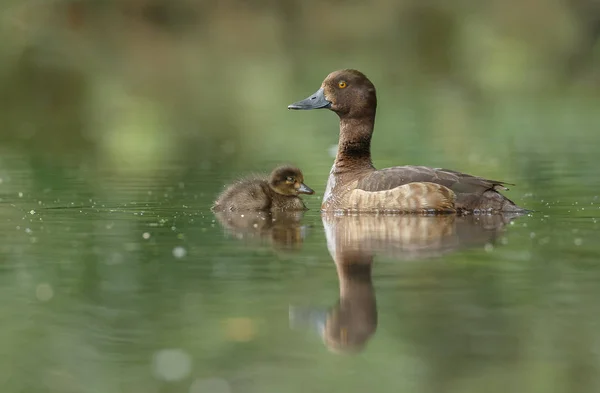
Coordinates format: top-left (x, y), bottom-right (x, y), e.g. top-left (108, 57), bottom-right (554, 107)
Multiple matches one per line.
top-left (288, 69), bottom-right (526, 214)
top-left (212, 166), bottom-right (313, 212)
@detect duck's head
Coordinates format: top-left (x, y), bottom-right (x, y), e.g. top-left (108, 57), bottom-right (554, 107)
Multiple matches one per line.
top-left (269, 166), bottom-right (314, 196)
top-left (288, 69), bottom-right (377, 119)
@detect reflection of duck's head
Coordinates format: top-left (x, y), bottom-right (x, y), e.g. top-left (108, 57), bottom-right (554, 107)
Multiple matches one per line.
top-left (290, 258), bottom-right (377, 355)
top-left (321, 306), bottom-right (375, 354)
top-left (290, 302), bottom-right (377, 355)
top-left (269, 166), bottom-right (314, 197)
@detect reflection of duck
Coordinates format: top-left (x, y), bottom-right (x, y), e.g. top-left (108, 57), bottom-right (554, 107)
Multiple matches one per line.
top-left (212, 166), bottom-right (314, 212)
top-left (289, 256), bottom-right (376, 354)
top-left (288, 69), bottom-right (527, 214)
top-left (320, 256), bottom-right (377, 354)
top-left (290, 213), bottom-right (521, 354)
top-left (322, 213), bottom-right (519, 260)
top-left (213, 210), bottom-right (307, 250)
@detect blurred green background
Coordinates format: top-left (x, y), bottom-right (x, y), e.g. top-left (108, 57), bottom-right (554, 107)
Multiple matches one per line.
top-left (1, 0), bottom-right (599, 186)
top-left (1, 1), bottom-right (600, 393)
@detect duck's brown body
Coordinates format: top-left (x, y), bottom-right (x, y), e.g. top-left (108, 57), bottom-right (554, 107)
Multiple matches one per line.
top-left (323, 164), bottom-right (521, 214)
top-left (289, 69), bottom-right (526, 214)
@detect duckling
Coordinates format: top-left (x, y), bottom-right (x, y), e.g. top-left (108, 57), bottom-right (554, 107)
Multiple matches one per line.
top-left (212, 166), bottom-right (314, 212)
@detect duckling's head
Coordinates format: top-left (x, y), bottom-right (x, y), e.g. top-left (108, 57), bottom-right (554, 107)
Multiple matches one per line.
top-left (288, 69), bottom-right (377, 119)
top-left (269, 166), bottom-right (314, 196)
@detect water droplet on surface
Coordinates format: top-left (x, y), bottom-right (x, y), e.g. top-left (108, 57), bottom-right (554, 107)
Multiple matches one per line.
top-left (574, 238), bottom-right (583, 246)
top-left (36, 283), bottom-right (54, 302)
top-left (173, 246), bottom-right (187, 258)
top-left (29, 210), bottom-right (35, 215)
top-left (18, 192), bottom-right (23, 198)
top-left (142, 232), bottom-right (151, 239)
top-left (152, 349), bottom-right (192, 382)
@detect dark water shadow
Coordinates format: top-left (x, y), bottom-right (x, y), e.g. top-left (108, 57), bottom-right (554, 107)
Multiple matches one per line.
top-left (290, 213), bottom-right (523, 354)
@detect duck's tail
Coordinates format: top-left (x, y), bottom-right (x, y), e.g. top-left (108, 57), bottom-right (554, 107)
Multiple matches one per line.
top-left (457, 190), bottom-right (531, 214)
top-left (487, 190), bottom-right (531, 214)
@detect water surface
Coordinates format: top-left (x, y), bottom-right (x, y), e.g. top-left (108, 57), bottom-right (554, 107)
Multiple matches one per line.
top-left (1, 145), bottom-right (600, 393)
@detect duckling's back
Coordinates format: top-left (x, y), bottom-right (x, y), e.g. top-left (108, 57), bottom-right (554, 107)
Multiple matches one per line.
top-left (212, 177), bottom-right (272, 212)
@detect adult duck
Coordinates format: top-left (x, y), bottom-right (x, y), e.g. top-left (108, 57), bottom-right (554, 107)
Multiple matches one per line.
top-left (288, 69), bottom-right (526, 214)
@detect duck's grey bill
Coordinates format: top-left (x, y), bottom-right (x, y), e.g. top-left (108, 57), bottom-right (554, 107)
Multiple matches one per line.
top-left (298, 183), bottom-right (315, 195)
top-left (288, 88), bottom-right (331, 110)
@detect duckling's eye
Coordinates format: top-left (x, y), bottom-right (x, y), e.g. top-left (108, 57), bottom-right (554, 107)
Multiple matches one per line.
top-left (286, 177), bottom-right (295, 183)
top-left (338, 81), bottom-right (347, 89)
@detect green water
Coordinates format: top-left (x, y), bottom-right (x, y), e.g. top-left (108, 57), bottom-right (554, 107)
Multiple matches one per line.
top-left (1, 142), bottom-right (600, 393)
top-left (1, 2), bottom-right (600, 391)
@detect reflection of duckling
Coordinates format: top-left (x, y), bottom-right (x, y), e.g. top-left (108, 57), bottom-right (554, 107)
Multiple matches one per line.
top-left (212, 166), bottom-right (314, 212)
top-left (213, 210), bottom-right (307, 250)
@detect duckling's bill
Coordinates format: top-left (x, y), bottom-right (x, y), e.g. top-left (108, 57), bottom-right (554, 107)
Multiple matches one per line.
top-left (298, 183), bottom-right (315, 195)
top-left (288, 87), bottom-right (331, 110)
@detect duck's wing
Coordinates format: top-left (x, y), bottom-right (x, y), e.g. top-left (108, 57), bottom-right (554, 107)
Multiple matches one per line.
top-left (355, 166), bottom-right (513, 195)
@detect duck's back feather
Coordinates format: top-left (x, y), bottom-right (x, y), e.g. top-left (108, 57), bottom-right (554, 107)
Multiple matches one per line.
top-left (355, 166), bottom-right (524, 213)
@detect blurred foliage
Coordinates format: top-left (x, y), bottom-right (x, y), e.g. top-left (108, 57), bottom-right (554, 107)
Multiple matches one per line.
top-left (0, 0), bottom-right (598, 183)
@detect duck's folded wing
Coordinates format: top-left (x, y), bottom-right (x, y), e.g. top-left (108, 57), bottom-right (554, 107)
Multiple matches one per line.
top-left (355, 166), bottom-right (512, 195)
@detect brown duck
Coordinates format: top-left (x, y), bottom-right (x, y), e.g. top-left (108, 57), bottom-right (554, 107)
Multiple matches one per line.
top-left (288, 69), bottom-right (527, 214)
top-left (212, 166), bottom-right (314, 212)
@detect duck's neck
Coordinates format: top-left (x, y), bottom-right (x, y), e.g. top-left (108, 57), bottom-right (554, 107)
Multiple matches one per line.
top-left (336, 255), bottom-right (375, 302)
top-left (335, 255), bottom-right (377, 331)
top-left (334, 116), bottom-right (376, 172)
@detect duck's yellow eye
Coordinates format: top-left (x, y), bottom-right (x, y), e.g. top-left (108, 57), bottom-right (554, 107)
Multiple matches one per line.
top-left (338, 81), bottom-right (347, 89)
